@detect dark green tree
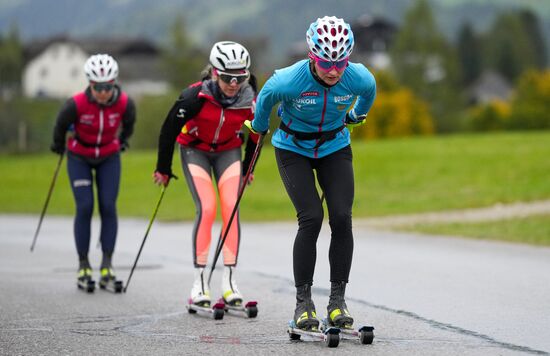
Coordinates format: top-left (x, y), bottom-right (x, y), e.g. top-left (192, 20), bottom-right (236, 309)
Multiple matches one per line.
top-left (484, 12), bottom-right (537, 82)
top-left (457, 22), bottom-right (482, 86)
top-left (390, 0), bottom-right (462, 132)
top-left (161, 15), bottom-right (205, 89)
top-left (0, 25), bottom-right (23, 94)
top-left (518, 9), bottom-right (547, 69)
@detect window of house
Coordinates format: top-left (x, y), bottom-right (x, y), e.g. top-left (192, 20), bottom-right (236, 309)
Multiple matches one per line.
top-left (40, 67), bottom-right (48, 78)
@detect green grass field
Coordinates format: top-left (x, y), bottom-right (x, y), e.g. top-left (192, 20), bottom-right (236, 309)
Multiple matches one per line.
top-left (399, 214), bottom-right (550, 246)
top-left (1, 131), bottom-right (549, 223)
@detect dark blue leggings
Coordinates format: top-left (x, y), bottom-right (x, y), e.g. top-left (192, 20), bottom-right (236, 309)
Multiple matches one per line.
top-left (67, 153), bottom-right (121, 259)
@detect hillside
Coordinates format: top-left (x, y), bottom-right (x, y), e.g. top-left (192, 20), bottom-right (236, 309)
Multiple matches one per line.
top-left (1, 0), bottom-right (549, 66)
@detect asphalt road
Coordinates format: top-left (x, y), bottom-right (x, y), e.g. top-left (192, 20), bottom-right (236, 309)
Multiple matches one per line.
top-left (1, 215), bottom-right (549, 355)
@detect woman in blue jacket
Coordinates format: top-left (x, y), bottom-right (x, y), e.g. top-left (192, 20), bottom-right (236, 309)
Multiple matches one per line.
top-left (249, 16), bottom-right (376, 330)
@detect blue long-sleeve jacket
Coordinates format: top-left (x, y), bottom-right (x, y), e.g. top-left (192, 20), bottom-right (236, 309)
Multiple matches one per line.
top-left (252, 59), bottom-right (376, 158)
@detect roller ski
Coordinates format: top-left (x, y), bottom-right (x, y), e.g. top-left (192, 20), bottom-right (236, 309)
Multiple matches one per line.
top-left (286, 283), bottom-right (340, 347)
top-left (98, 267), bottom-right (123, 293)
top-left (288, 320), bottom-right (340, 347)
top-left (321, 318), bottom-right (374, 344)
top-left (221, 266), bottom-right (258, 318)
top-left (77, 267), bottom-right (95, 293)
top-left (321, 281), bottom-right (375, 344)
top-left (186, 268), bottom-right (225, 320)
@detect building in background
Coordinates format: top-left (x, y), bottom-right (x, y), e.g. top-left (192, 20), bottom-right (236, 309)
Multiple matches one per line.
top-left (22, 36), bottom-right (169, 99)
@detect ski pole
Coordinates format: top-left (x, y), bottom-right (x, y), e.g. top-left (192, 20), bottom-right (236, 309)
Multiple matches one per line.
top-left (30, 153), bottom-right (64, 252)
top-left (124, 185), bottom-right (167, 293)
top-left (208, 134), bottom-right (265, 284)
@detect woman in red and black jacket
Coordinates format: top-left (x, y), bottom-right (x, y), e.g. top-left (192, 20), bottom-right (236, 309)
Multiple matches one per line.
top-left (51, 54), bottom-right (136, 290)
top-left (154, 41), bottom-right (259, 308)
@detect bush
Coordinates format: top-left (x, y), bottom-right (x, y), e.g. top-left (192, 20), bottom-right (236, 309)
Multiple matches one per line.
top-left (352, 87), bottom-right (435, 139)
top-left (508, 69), bottom-right (550, 130)
top-left (466, 100), bottom-right (510, 131)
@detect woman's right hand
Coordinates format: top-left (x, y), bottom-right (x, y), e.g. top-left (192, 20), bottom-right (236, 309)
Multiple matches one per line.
top-left (153, 171), bottom-right (170, 187)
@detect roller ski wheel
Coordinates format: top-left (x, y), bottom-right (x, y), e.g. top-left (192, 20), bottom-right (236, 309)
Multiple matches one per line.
top-left (321, 318), bottom-right (375, 344)
top-left (99, 268), bottom-right (123, 293)
top-left (222, 298), bottom-right (258, 318)
top-left (77, 268), bottom-right (95, 293)
top-left (186, 299), bottom-right (225, 320)
top-left (287, 320), bottom-right (340, 348)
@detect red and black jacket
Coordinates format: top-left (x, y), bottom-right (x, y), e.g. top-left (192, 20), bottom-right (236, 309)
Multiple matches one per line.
top-left (52, 86), bottom-right (136, 159)
top-left (156, 79), bottom-right (259, 177)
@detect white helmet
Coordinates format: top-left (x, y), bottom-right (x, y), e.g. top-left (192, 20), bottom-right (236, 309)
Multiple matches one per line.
top-left (84, 54), bottom-right (119, 82)
top-left (306, 16), bottom-right (354, 61)
top-left (209, 41), bottom-right (250, 71)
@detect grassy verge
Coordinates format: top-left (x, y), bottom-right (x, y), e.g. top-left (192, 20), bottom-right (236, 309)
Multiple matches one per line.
top-left (1, 131), bottom-right (549, 221)
top-left (399, 214), bottom-right (550, 246)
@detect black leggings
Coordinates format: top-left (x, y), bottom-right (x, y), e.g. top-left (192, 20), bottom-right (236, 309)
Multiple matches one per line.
top-left (275, 146), bottom-right (354, 286)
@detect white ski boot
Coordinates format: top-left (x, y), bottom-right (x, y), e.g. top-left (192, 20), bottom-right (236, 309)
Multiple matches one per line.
top-left (190, 268), bottom-right (211, 306)
top-left (221, 266), bottom-right (243, 306)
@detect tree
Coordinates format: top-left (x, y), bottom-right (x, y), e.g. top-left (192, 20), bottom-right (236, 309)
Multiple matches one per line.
top-left (161, 15), bottom-right (205, 89)
top-left (457, 22), bottom-right (482, 86)
top-left (483, 12), bottom-right (538, 82)
top-left (390, 0), bottom-right (463, 132)
top-left (0, 26), bottom-right (23, 96)
top-left (518, 10), bottom-right (547, 69)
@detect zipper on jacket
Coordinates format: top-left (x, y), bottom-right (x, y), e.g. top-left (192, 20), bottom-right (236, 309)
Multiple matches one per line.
top-left (96, 109), bottom-right (104, 158)
top-left (315, 88), bottom-right (329, 158)
top-left (211, 108), bottom-right (225, 152)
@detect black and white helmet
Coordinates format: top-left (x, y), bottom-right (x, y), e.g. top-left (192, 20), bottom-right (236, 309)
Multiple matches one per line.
top-left (84, 54), bottom-right (119, 82)
top-left (209, 41), bottom-right (250, 71)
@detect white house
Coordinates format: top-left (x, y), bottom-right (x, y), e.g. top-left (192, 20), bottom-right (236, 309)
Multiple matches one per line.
top-left (22, 37), bottom-right (170, 99)
top-left (23, 41), bottom-right (89, 98)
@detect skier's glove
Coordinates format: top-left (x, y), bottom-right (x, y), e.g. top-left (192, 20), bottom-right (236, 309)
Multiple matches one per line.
top-left (345, 113), bottom-right (367, 133)
top-left (50, 142), bottom-right (65, 155)
top-left (244, 120), bottom-right (268, 135)
top-left (120, 140), bottom-right (129, 152)
top-left (153, 171), bottom-right (177, 187)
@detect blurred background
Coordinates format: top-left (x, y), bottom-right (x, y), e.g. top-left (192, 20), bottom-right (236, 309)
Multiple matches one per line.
top-left (0, 0), bottom-right (549, 244)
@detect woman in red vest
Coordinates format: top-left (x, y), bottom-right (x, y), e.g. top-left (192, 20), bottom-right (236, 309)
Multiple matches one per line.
top-left (51, 54), bottom-right (136, 291)
top-left (154, 41), bottom-right (259, 308)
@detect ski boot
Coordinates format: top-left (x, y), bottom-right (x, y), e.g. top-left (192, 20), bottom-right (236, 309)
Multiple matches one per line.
top-left (326, 281), bottom-right (354, 328)
top-left (294, 283), bottom-right (320, 330)
top-left (77, 267), bottom-right (95, 293)
top-left (99, 267), bottom-right (123, 293)
top-left (186, 268), bottom-right (224, 319)
top-left (221, 266), bottom-right (258, 318)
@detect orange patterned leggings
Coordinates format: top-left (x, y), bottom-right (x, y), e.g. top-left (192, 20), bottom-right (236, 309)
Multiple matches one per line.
top-left (179, 146), bottom-right (242, 267)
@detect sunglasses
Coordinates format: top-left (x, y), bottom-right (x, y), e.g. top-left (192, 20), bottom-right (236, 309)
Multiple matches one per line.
top-left (216, 70), bottom-right (249, 85)
top-left (91, 82), bottom-right (115, 92)
top-left (308, 52), bottom-right (349, 72)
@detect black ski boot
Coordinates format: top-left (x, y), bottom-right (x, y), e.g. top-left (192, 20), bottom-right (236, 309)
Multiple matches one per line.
top-left (327, 281), bottom-right (354, 328)
top-left (294, 284), bottom-right (319, 330)
top-left (99, 255), bottom-right (123, 293)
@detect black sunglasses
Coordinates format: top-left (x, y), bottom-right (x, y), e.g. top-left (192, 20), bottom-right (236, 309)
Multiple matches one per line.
top-left (218, 71), bottom-right (249, 85)
top-left (92, 82), bottom-right (115, 92)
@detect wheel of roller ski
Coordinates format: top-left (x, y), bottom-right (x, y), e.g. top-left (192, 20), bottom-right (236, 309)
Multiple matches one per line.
top-left (246, 305), bottom-right (258, 318)
top-left (288, 331), bottom-right (301, 341)
top-left (326, 333), bottom-right (340, 348)
top-left (213, 308), bottom-right (224, 320)
top-left (360, 330), bottom-right (374, 344)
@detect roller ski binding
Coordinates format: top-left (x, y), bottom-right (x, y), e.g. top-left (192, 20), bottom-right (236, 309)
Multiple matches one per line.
top-left (221, 266), bottom-right (258, 318)
top-left (99, 267), bottom-right (123, 293)
top-left (77, 267), bottom-right (95, 293)
top-left (186, 268), bottom-right (225, 320)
